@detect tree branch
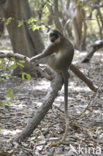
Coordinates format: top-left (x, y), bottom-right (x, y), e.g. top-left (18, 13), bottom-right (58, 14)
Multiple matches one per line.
top-left (0, 51), bottom-right (97, 91)
top-left (14, 74), bottom-right (63, 142)
top-left (81, 40), bottom-right (103, 63)
top-left (70, 64), bottom-right (97, 92)
top-left (0, 52), bottom-right (52, 80)
top-left (0, 51), bottom-right (30, 61)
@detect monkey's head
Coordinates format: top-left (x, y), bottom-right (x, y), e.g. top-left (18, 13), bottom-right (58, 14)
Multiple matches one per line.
top-left (48, 29), bottom-right (63, 44)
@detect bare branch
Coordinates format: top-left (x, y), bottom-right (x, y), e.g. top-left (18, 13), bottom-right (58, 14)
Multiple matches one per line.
top-left (81, 40), bottom-right (103, 63)
top-left (70, 64), bottom-right (97, 92)
top-left (14, 74), bottom-right (63, 142)
top-left (0, 51), bottom-right (30, 62)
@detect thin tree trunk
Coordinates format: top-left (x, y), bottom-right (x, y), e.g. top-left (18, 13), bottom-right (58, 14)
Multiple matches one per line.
top-left (0, 0), bottom-right (44, 57)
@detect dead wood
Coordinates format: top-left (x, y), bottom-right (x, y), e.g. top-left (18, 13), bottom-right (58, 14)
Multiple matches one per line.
top-left (81, 40), bottom-right (103, 63)
top-left (14, 74), bottom-right (63, 142)
top-left (70, 64), bottom-right (97, 92)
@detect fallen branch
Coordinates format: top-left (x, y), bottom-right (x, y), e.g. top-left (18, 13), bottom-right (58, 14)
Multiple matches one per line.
top-left (14, 74), bottom-right (63, 142)
top-left (70, 64), bottom-right (97, 92)
top-left (81, 40), bottom-right (103, 63)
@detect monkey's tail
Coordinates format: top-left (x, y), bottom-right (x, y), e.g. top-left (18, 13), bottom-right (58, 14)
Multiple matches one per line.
top-left (62, 70), bottom-right (69, 139)
top-left (62, 70), bottom-right (69, 119)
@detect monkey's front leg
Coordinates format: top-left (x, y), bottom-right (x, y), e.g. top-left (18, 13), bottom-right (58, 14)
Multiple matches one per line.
top-left (30, 54), bottom-right (41, 62)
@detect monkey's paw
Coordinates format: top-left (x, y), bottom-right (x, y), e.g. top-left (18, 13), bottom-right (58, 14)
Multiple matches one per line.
top-left (50, 140), bottom-right (62, 147)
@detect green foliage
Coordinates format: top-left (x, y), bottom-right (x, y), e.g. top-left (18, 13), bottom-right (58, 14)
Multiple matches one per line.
top-left (0, 57), bottom-right (31, 81)
top-left (22, 72), bottom-right (31, 80)
top-left (7, 89), bottom-right (13, 100)
top-left (31, 25), bottom-right (45, 31)
top-left (0, 58), bottom-right (6, 69)
top-left (1, 100), bottom-right (13, 106)
top-left (1, 101), bottom-right (6, 106)
top-left (27, 17), bottom-right (45, 31)
top-left (0, 57), bottom-right (31, 107)
top-left (8, 61), bottom-right (17, 70)
top-left (1, 89), bottom-right (14, 106)
top-left (2, 17), bottom-right (5, 22)
top-left (17, 60), bottom-right (25, 68)
top-left (5, 17), bottom-right (12, 25)
top-left (0, 17), bottom-right (13, 25)
top-left (43, 5), bottom-right (49, 14)
top-left (8, 59), bottom-right (25, 71)
top-left (28, 17), bottom-right (37, 24)
top-left (18, 21), bottom-right (23, 27)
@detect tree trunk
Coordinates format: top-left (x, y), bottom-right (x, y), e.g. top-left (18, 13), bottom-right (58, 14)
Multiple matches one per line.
top-left (0, 19), bottom-right (4, 37)
top-left (53, 0), bottom-right (63, 33)
top-left (61, 0), bottom-right (87, 50)
top-left (0, 0), bottom-right (44, 57)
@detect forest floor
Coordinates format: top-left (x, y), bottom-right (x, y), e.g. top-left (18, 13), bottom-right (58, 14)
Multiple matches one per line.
top-left (0, 36), bottom-right (103, 156)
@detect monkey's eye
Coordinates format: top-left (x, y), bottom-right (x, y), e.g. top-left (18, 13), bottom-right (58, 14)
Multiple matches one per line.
top-left (50, 33), bottom-right (58, 38)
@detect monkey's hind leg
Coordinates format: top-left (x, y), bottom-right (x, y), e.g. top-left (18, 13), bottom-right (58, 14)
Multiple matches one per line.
top-left (50, 71), bottom-right (69, 147)
top-left (50, 118), bottom-right (69, 147)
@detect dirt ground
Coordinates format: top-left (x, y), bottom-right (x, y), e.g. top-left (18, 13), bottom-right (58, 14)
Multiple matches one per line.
top-left (0, 36), bottom-right (103, 156)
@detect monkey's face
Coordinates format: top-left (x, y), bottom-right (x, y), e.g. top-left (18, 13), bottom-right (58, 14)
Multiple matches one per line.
top-left (49, 30), bottom-right (61, 43)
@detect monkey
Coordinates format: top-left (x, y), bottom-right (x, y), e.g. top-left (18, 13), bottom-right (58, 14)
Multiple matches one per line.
top-left (30, 29), bottom-right (74, 146)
